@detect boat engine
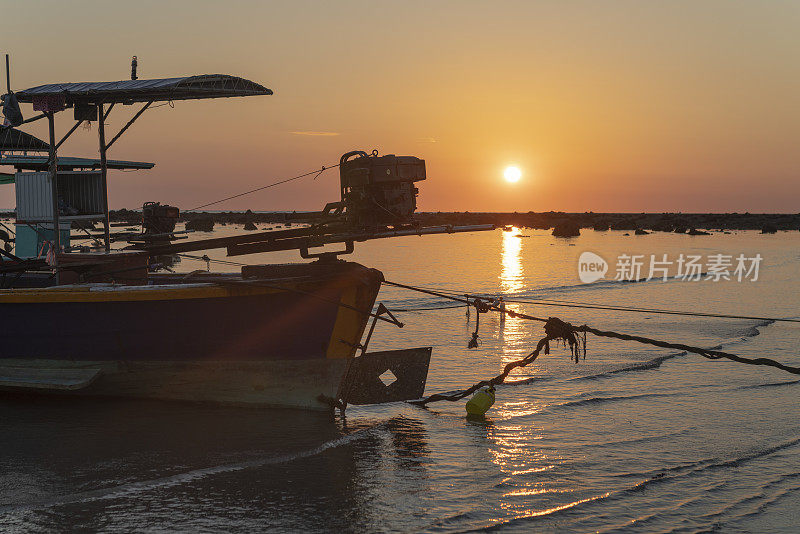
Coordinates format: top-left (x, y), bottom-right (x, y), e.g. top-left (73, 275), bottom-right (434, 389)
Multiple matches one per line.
top-left (141, 201), bottom-right (179, 236)
top-left (327, 150), bottom-right (426, 229)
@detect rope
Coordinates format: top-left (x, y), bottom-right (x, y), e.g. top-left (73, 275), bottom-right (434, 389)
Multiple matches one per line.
top-left (575, 323), bottom-right (800, 374)
top-left (215, 278), bottom-right (404, 328)
top-left (487, 297), bottom-right (800, 324)
top-left (380, 281), bottom-right (800, 406)
top-left (388, 304), bottom-right (466, 312)
top-left (186, 163), bottom-right (340, 212)
top-left (385, 280), bottom-right (800, 325)
top-left (409, 316), bottom-right (800, 407)
top-left (153, 254), bottom-right (403, 327)
top-left (409, 319), bottom-right (574, 406)
top-left (176, 252), bottom-right (248, 267)
top-left (383, 280), bottom-right (548, 323)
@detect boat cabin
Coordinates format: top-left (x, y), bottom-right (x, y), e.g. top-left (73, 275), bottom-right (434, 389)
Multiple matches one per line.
top-left (1, 74), bottom-right (272, 283)
top-left (1, 151), bottom-right (154, 258)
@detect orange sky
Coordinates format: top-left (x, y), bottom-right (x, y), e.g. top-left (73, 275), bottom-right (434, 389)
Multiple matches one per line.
top-left (3, 1), bottom-right (799, 212)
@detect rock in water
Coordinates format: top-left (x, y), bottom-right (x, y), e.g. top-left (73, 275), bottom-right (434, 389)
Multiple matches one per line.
top-left (185, 218), bottom-right (215, 232)
top-left (634, 228), bottom-right (649, 235)
top-left (761, 225), bottom-right (778, 234)
top-left (552, 222), bottom-right (580, 237)
top-left (651, 223), bottom-right (674, 232)
top-left (687, 228), bottom-right (711, 235)
top-left (243, 221), bottom-right (258, 231)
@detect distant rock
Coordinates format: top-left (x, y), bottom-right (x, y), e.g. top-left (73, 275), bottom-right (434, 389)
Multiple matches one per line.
top-left (634, 228), bottom-right (649, 235)
top-left (243, 221), bottom-right (258, 231)
top-left (185, 218), bottom-right (214, 232)
top-left (99, 210), bottom-right (800, 235)
top-left (552, 222), bottom-right (580, 237)
top-left (650, 223), bottom-right (673, 232)
top-left (687, 228), bottom-right (711, 235)
top-left (761, 224), bottom-right (778, 234)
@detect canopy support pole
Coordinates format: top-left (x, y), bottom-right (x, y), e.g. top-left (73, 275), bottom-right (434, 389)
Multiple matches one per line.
top-left (55, 120), bottom-right (83, 150)
top-left (105, 101), bottom-right (151, 151)
top-left (46, 112), bottom-right (61, 284)
top-left (97, 103), bottom-right (111, 252)
top-left (0, 112), bottom-right (48, 132)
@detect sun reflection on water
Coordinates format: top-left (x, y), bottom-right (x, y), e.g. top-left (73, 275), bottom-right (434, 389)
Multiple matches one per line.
top-left (483, 228), bottom-right (583, 524)
top-left (499, 228), bottom-right (533, 367)
top-left (482, 422), bottom-right (577, 518)
top-left (500, 228), bottom-right (524, 294)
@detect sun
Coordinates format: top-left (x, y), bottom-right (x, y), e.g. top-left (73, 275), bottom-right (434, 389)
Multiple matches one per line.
top-left (504, 166), bottom-right (522, 183)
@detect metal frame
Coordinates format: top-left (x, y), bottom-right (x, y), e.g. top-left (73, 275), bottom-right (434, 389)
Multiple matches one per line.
top-left (132, 222), bottom-right (496, 258)
top-left (38, 101), bottom-right (155, 256)
top-left (45, 112), bottom-right (61, 283)
top-left (97, 104), bottom-right (110, 251)
top-left (14, 75), bottom-right (272, 105)
top-left (6, 70), bottom-right (496, 285)
top-left (10, 74), bottom-right (273, 273)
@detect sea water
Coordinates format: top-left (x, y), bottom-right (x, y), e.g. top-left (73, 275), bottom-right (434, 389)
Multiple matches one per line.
top-left (1, 227), bottom-right (798, 532)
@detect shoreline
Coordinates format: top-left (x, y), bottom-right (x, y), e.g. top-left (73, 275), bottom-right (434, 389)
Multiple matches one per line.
top-left (2, 210), bottom-right (798, 232)
top-left (140, 210), bottom-right (799, 232)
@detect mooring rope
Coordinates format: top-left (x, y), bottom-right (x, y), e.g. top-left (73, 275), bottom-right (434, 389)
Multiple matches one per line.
top-left (473, 297), bottom-right (800, 324)
top-left (214, 278), bottom-right (404, 328)
top-left (388, 304), bottom-right (466, 312)
top-left (408, 319), bottom-right (572, 406)
top-left (186, 163), bottom-right (341, 212)
top-left (382, 282), bottom-right (800, 324)
top-left (381, 281), bottom-right (800, 406)
top-left (409, 315), bottom-right (800, 407)
top-left (574, 322), bottom-right (800, 373)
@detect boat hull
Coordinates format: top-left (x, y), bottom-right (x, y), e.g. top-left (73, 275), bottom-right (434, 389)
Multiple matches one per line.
top-left (0, 358), bottom-right (349, 411)
top-left (0, 262), bottom-right (384, 410)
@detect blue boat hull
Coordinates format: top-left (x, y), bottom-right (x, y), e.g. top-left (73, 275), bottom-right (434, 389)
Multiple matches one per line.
top-left (0, 263), bottom-right (384, 409)
top-left (1, 292), bottom-right (341, 361)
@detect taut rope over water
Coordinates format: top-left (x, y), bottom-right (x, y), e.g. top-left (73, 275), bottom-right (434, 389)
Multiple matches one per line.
top-left (380, 281), bottom-right (800, 407)
top-left (409, 316), bottom-right (800, 407)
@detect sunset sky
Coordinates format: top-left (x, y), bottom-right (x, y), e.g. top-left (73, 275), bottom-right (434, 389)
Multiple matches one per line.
top-left (2, 1), bottom-right (799, 212)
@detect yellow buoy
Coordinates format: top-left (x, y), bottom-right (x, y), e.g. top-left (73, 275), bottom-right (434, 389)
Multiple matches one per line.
top-left (465, 386), bottom-right (495, 416)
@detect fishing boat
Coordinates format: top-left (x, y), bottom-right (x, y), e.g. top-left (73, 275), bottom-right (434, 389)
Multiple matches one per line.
top-left (0, 59), bottom-right (493, 410)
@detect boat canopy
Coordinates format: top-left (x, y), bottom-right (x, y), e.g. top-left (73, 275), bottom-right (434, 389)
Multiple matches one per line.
top-left (14, 75), bottom-right (272, 105)
top-left (0, 155), bottom-right (154, 171)
top-left (0, 128), bottom-right (49, 152)
top-left (6, 70), bottom-right (270, 263)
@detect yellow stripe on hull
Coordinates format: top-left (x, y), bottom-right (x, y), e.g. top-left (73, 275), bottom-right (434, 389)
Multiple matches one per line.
top-left (0, 282), bottom-right (279, 303)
